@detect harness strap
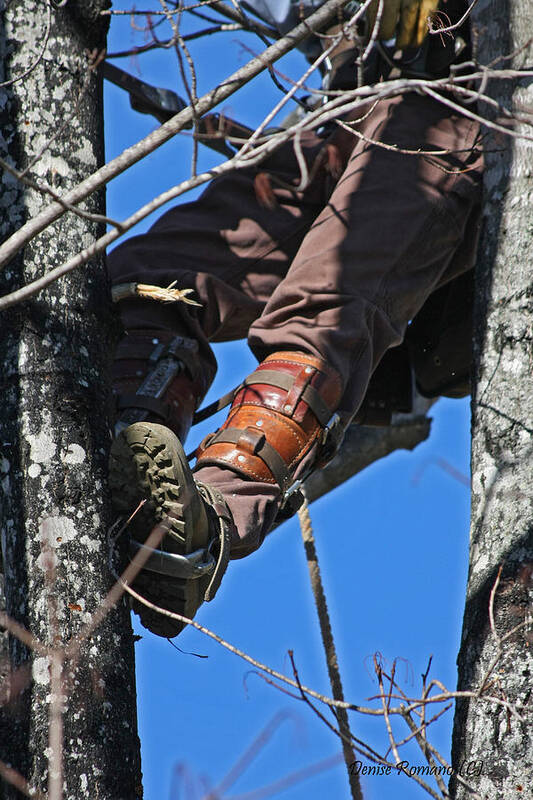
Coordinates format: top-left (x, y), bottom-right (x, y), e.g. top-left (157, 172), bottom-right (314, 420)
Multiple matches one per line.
top-left (116, 393), bottom-right (170, 421)
top-left (243, 369), bottom-right (333, 426)
top-left (204, 426), bottom-right (291, 491)
top-left (193, 385), bottom-right (242, 425)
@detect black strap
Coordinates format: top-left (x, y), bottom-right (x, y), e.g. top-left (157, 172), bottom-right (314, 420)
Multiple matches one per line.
top-left (116, 393), bottom-right (170, 421)
top-left (192, 385), bottom-right (242, 425)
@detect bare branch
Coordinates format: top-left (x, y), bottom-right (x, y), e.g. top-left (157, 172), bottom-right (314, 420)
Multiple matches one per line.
top-left (0, 759), bottom-right (47, 800)
top-left (0, 611), bottom-right (48, 654)
top-left (428, 0), bottom-right (480, 35)
top-left (0, 154), bottom-right (124, 230)
top-left (0, 0), bottom-right (350, 271)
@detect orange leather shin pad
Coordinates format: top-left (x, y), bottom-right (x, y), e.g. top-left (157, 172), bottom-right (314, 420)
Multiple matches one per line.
top-left (195, 352), bottom-right (343, 491)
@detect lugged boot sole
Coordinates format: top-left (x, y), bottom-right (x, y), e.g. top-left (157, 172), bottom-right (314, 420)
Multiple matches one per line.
top-left (109, 422), bottom-right (210, 637)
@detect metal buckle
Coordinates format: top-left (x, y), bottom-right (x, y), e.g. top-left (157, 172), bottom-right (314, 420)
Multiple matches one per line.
top-left (114, 336), bottom-right (187, 436)
top-left (278, 479), bottom-right (305, 513)
top-left (129, 540), bottom-right (216, 579)
top-left (283, 479), bottom-right (303, 501)
top-left (320, 412), bottom-right (344, 465)
top-left (321, 412), bottom-right (341, 445)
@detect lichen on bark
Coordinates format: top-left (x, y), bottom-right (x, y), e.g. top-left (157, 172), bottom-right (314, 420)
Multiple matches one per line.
top-left (0, 2), bottom-right (141, 797)
top-left (450, 1), bottom-right (533, 797)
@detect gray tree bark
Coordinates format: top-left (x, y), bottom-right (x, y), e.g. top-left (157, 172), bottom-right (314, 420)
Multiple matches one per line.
top-left (451, 1), bottom-right (533, 797)
top-left (0, 2), bottom-right (142, 798)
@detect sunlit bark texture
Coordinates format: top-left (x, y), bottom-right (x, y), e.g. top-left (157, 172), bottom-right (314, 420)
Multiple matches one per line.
top-left (0, 2), bottom-right (142, 797)
top-left (451, 0), bottom-right (533, 797)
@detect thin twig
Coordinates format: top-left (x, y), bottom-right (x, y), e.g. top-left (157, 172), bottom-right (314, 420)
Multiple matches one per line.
top-left (375, 655), bottom-right (402, 767)
top-left (428, 0), bottom-right (480, 35)
top-left (0, 155), bottom-right (123, 230)
top-left (3, 63), bottom-right (533, 310)
top-left (40, 524), bottom-right (65, 800)
top-left (400, 709), bottom-right (450, 797)
top-left (0, 760), bottom-right (46, 800)
top-left (0, 612), bottom-right (47, 654)
top-left (106, 23), bottom-right (242, 58)
top-left (488, 564), bottom-right (504, 646)
top-left (116, 575), bottom-right (379, 714)
top-left (65, 511), bottom-right (169, 660)
top-left (221, 752), bottom-right (344, 800)
top-left (206, 711), bottom-right (295, 797)
top-left (0, 0), bottom-right (351, 271)
top-left (48, 650), bottom-right (64, 800)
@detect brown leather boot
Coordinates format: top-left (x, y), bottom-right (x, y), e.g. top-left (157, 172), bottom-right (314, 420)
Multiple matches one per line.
top-left (112, 329), bottom-right (208, 442)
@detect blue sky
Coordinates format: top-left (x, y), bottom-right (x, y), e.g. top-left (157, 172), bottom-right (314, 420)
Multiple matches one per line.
top-left (104, 6), bottom-right (472, 798)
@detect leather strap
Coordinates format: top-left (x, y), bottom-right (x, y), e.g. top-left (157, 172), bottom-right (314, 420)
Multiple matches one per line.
top-left (206, 427), bottom-right (291, 491)
top-left (113, 329), bottom-right (207, 440)
top-left (196, 482), bottom-right (233, 601)
top-left (195, 351), bottom-right (343, 492)
top-left (243, 369), bottom-right (332, 426)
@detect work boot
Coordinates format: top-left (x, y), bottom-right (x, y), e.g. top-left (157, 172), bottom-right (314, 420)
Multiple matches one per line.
top-left (109, 422), bottom-right (233, 637)
top-left (112, 329), bottom-right (207, 442)
top-left (111, 328), bottom-right (218, 637)
top-left (110, 351), bottom-right (343, 637)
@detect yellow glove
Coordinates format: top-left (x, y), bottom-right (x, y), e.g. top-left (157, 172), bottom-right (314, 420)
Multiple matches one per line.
top-left (366, 0), bottom-right (440, 48)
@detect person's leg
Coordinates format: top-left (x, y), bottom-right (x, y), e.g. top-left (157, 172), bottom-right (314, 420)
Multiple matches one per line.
top-left (107, 133), bottom-right (327, 441)
top-left (249, 92), bottom-right (484, 418)
top-left (112, 94), bottom-right (483, 637)
top-left (108, 135), bottom-right (331, 635)
top-left (194, 92), bottom-right (483, 556)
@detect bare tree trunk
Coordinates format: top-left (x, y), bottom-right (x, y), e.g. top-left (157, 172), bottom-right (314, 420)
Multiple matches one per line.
top-left (0, 2), bottom-right (142, 798)
top-left (451, 1), bottom-right (533, 796)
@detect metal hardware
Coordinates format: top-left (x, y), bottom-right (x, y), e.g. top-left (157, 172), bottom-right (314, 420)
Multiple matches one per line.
top-left (283, 479), bottom-right (304, 500)
top-left (114, 336), bottom-right (191, 436)
top-left (129, 540), bottom-right (216, 579)
top-left (321, 413), bottom-right (341, 444)
top-left (103, 62), bottom-right (256, 157)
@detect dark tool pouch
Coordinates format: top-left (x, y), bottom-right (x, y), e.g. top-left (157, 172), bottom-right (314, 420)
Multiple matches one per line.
top-left (406, 270), bottom-right (474, 399)
top-left (354, 345), bottom-right (413, 426)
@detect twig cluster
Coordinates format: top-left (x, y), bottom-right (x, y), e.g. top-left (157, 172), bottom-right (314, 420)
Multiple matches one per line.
top-left (0, 0), bottom-right (531, 311)
top-left (1, 504), bottom-right (528, 799)
top-left (1, 2), bottom-right (532, 798)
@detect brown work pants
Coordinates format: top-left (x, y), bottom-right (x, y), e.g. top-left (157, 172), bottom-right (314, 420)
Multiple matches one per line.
top-left (107, 92), bottom-right (483, 556)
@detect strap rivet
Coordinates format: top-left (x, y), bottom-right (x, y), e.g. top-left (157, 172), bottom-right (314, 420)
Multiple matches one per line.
top-left (237, 455), bottom-right (245, 463)
top-left (284, 404), bottom-right (291, 412)
top-left (152, 338), bottom-right (159, 345)
top-left (305, 366), bottom-right (312, 374)
top-left (256, 420), bottom-right (263, 427)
